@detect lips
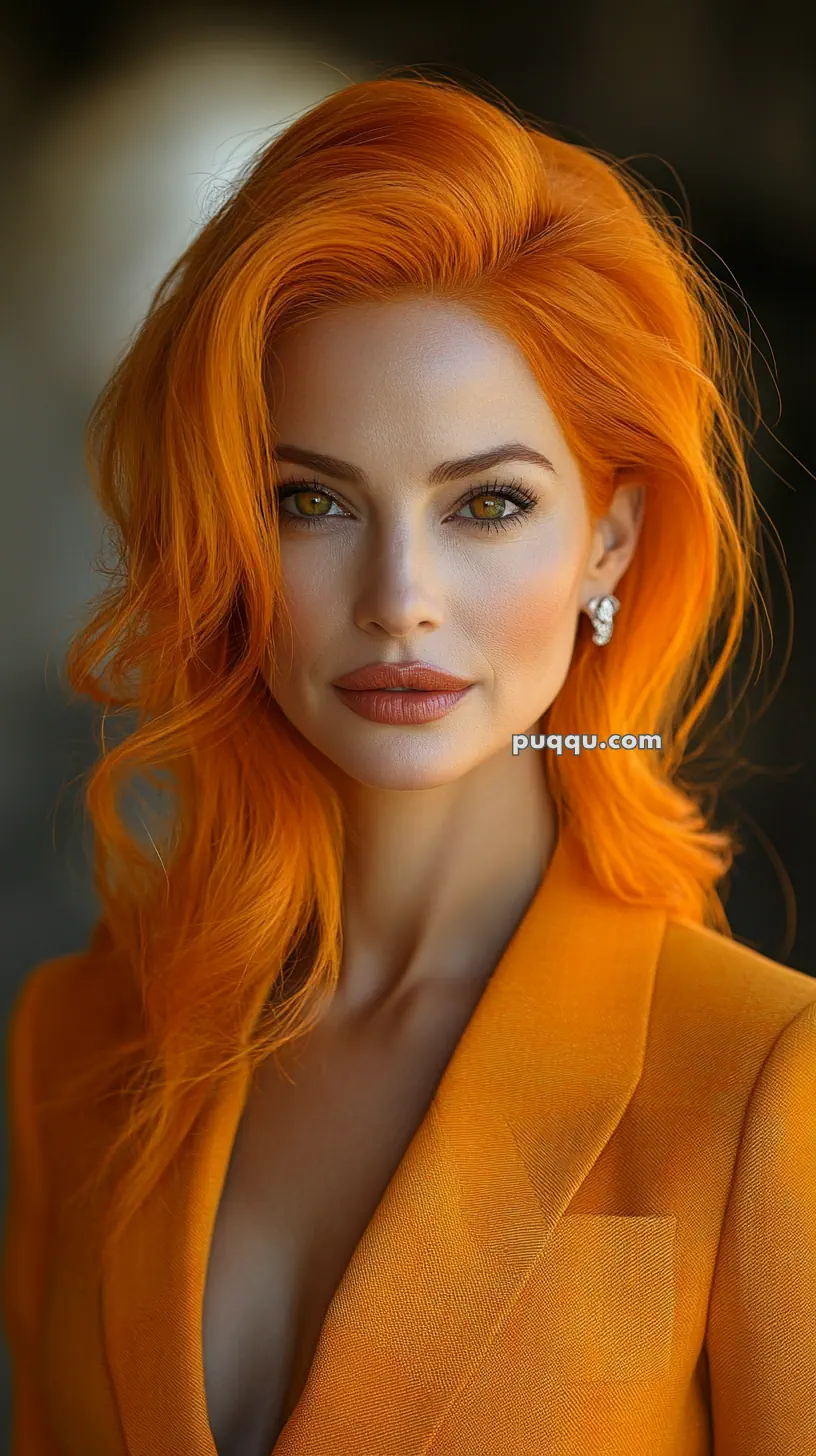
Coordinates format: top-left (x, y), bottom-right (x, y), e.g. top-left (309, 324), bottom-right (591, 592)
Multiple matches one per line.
top-left (332, 660), bottom-right (473, 692)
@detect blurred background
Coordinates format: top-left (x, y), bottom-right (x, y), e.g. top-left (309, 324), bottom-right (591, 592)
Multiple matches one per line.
top-left (0, 0), bottom-right (813, 1432)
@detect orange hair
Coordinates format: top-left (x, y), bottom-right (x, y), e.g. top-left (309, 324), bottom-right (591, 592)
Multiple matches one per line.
top-left (46, 71), bottom-right (775, 1260)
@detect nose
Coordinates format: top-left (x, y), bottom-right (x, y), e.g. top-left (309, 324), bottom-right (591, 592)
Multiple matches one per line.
top-left (352, 523), bottom-right (445, 639)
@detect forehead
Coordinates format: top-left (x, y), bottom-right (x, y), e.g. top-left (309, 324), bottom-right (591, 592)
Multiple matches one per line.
top-left (267, 297), bottom-right (567, 463)
top-left (271, 297), bottom-right (522, 374)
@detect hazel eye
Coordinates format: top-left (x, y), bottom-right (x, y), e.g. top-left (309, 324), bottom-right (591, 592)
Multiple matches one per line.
top-left (274, 475), bottom-right (539, 535)
top-left (280, 487), bottom-right (342, 519)
top-left (460, 493), bottom-right (517, 521)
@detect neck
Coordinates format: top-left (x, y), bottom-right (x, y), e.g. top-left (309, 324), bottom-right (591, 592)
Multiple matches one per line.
top-left (323, 745), bottom-right (557, 1018)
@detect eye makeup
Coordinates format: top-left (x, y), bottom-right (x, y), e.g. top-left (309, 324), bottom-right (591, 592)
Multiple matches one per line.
top-left (274, 476), bottom-right (539, 535)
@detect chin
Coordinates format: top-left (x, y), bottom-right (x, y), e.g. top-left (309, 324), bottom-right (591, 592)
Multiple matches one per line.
top-left (318, 739), bottom-right (479, 793)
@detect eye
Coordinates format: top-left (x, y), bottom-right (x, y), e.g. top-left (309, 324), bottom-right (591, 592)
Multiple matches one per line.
top-left (274, 476), bottom-right (539, 534)
top-left (454, 479), bottom-right (538, 532)
top-left (276, 483), bottom-right (343, 522)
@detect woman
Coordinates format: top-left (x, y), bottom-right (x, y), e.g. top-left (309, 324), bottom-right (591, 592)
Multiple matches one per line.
top-left (2, 72), bottom-right (815, 1456)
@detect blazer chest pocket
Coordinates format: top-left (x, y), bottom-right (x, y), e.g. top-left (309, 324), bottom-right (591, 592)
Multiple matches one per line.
top-left (539, 1213), bottom-right (677, 1383)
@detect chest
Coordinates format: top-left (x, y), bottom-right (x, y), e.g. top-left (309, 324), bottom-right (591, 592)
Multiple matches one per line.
top-left (201, 984), bottom-right (485, 1456)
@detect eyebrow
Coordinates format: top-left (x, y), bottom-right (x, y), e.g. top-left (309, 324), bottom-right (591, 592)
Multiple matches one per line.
top-left (271, 442), bottom-right (557, 486)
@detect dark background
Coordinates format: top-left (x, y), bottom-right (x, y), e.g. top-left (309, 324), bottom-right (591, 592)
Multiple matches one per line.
top-left (1, 0), bottom-right (813, 1436)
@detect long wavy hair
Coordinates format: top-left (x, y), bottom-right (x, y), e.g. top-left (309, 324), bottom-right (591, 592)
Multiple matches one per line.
top-left (45, 71), bottom-right (776, 1261)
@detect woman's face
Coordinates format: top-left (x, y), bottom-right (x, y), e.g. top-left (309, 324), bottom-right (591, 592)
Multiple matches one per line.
top-left (263, 296), bottom-right (639, 790)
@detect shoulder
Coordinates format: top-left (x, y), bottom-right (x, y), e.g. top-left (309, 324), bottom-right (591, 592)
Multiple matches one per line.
top-left (5, 933), bottom-right (138, 1103)
top-left (5, 952), bottom-right (85, 1072)
top-left (654, 914), bottom-right (816, 1095)
top-left (659, 914), bottom-right (816, 1020)
top-left (4, 939), bottom-right (144, 1209)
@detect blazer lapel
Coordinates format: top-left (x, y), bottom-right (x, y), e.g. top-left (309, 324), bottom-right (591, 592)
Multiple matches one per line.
top-left (101, 825), bottom-right (667, 1456)
top-left (100, 1060), bottom-right (250, 1456)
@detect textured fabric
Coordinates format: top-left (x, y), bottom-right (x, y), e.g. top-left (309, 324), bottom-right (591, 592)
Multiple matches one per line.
top-left (2, 826), bottom-right (816, 1455)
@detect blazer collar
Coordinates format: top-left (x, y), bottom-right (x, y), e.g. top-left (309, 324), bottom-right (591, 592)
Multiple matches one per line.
top-left (101, 825), bottom-right (667, 1455)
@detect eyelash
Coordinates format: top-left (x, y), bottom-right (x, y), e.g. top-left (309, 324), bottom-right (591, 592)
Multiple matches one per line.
top-left (274, 476), bottom-right (539, 534)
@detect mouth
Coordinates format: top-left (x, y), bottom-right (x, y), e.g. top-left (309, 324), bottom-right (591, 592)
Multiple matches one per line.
top-left (332, 660), bottom-right (474, 693)
top-left (332, 680), bottom-right (473, 725)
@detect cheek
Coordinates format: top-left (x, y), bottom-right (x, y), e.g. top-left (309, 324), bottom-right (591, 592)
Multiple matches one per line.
top-left (466, 535), bottom-right (583, 676)
top-left (269, 547), bottom-right (341, 668)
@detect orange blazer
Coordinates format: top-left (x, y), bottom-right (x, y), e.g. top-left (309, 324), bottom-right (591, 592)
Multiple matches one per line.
top-left (3, 828), bottom-right (816, 1455)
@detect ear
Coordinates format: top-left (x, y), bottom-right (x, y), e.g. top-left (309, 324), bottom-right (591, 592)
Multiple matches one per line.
top-left (580, 470), bottom-right (645, 604)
